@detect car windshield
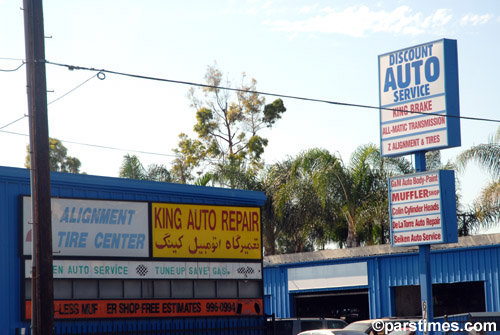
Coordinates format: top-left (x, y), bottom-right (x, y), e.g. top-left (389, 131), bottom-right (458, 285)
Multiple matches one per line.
top-left (344, 322), bottom-right (372, 332)
top-left (327, 321), bottom-right (348, 329)
top-left (333, 331), bottom-right (372, 335)
top-left (388, 330), bottom-right (412, 335)
top-left (301, 321), bottom-right (324, 331)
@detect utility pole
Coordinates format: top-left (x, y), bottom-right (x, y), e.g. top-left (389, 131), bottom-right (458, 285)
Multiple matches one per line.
top-left (23, 0), bottom-right (54, 334)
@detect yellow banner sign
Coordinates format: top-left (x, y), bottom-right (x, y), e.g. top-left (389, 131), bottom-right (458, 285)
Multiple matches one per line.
top-left (152, 203), bottom-right (261, 259)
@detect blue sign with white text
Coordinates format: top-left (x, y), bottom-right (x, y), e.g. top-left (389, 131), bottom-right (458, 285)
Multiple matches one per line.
top-left (379, 39), bottom-right (461, 157)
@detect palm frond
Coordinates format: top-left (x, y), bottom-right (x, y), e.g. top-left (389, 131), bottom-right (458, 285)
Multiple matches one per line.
top-left (456, 144), bottom-right (500, 178)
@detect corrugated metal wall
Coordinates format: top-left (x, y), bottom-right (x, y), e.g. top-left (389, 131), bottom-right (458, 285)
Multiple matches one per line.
top-left (264, 245), bottom-right (500, 319)
top-left (0, 168), bottom-right (31, 335)
top-left (263, 265), bottom-right (289, 318)
top-left (0, 166), bottom-right (267, 335)
top-left (431, 247), bottom-right (500, 311)
top-left (17, 316), bottom-right (268, 335)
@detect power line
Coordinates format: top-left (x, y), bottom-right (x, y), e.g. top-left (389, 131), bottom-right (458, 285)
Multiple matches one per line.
top-left (45, 60), bottom-right (500, 124)
top-left (57, 138), bottom-right (178, 158)
top-left (0, 128), bottom-right (177, 159)
top-left (0, 116), bottom-right (27, 131)
top-left (0, 71), bottom-right (104, 130)
top-left (2, 60), bottom-right (499, 167)
top-left (0, 57), bottom-right (25, 61)
top-left (0, 129), bottom-right (28, 137)
top-left (0, 62), bottom-right (174, 160)
top-left (48, 72), bottom-right (104, 105)
top-left (0, 62), bottom-right (25, 72)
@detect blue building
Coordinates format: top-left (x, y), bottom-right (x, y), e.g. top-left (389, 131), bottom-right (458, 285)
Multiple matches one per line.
top-left (0, 166), bottom-right (267, 335)
top-left (264, 234), bottom-right (500, 320)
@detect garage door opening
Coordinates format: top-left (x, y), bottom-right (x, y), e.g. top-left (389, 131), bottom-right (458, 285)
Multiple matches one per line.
top-left (433, 281), bottom-right (486, 316)
top-left (394, 281), bottom-right (486, 317)
top-left (293, 289), bottom-right (369, 323)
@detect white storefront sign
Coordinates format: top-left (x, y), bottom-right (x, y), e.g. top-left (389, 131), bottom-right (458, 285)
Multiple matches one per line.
top-left (24, 260), bottom-right (262, 280)
top-left (23, 197), bottom-right (149, 257)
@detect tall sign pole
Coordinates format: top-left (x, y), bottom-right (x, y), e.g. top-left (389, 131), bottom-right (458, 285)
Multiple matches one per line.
top-left (23, 0), bottom-right (54, 334)
top-left (415, 152), bottom-right (434, 332)
top-left (379, 39), bottom-right (460, 334)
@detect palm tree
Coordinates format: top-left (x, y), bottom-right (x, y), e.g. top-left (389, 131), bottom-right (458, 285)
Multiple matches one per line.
top-left (261, 160), bottom-right (290, 255)
top-left (312, 144), bottom-right (413, 247)
top-left (119, 154), bottom-right (172, 182)
top-left (456, 126), bottom-right (500, 230)
top-left (262, 151), bottom-right (336, 254)
top-left (262, 145), bottom-right (414, 252)
top-left (326, 146), bottom-right (375, 248)
top-left (285, 149), bottom-right (340, 251)
top-left (355, 145), bottom-right (413, 245)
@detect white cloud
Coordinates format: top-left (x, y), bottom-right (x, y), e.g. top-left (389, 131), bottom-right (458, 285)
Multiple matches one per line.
top-left (261, 1), bottom-right (272, 9)
top-left (265, 5), bottom-right (456, 37)
top-left (460, 13), bottom-right (493, 26)
top-left (222, 0), bottom-right (281, 16)
top-left (246, 7), bottom-right (257, 15)
top-left (299, 4), bottom-right (318, 14)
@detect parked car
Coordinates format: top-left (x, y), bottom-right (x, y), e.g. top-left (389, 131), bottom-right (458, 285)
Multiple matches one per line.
top-left (298, 329), bottom-right (368, 335)
top-left (387, 329), bottom-right (416, 335)
top-left (342, 317), bottom-right (419, 335)
top-left (272, 317), bottom-right (349, 335)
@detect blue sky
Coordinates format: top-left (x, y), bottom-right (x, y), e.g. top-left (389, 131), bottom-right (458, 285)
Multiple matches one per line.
top-left (1, 0), bottom-right (499, 231)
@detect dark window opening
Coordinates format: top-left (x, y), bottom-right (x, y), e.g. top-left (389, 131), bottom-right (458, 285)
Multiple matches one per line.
top-left (293, 289), bottom-right (369, 323)
top-left (394, 281), bottom-right (486, 317)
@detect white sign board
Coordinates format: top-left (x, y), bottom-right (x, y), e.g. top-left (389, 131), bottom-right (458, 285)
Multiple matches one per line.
top-left (24, 260), bottom-right (262, 280)
top-left (389, 170), bottom-right (458, 247)
top-left (378, 39), bottom-right (460, 156)
top-left (23, 197), bottom-right (149, 257)
top-left (288, 262), bottom-right (367, 291)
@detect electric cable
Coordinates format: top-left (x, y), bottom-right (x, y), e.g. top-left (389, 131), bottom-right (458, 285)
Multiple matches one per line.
top-left (0, 62), bottom-right (25, 72)
top-left (0, 71), bottom-right (105, 130)
top-left (54, 138), bottom-right (178, 158)
top-left (48, 72), bottom-right (105, 105)
top-left (2, 59), bottom-right (499, 166)
top-left (0, 116), bottom-right (27, 131)
top-left (0, 57), bottom-right (25, 61)
top-left (45, 60), bottom-right (500, 124)
top-left (0, 127), bottom-right (178, 159)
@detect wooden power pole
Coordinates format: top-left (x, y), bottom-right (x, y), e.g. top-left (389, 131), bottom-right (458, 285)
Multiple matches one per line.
top-left (23, 0), bottom-right (54, 334)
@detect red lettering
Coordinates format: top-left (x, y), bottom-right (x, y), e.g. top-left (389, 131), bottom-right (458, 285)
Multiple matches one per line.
top-left (229, 211), bottom-right (235, 231)
top-left (252, 212), bottom-right (259, 232)
top-left (164, 207), bottom-right (182, 229)
top-left (236, 211), bottom-right (242, 231)
top-left (242, 212), bottom-right (249, 231)
top-left (187, 209), bottom-right (195, 230)
top-left (154, 208), bottom-right (163, 229)
top-left (208, 210), bottom-right (216, 230)
top-left (221, 210), bottom-right (228, 230)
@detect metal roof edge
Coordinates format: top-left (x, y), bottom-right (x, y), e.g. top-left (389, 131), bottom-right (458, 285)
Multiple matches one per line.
top-left (264, 233), bottom-right (500, 267)
top-left (0, 165), bottom-right (266, 206)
